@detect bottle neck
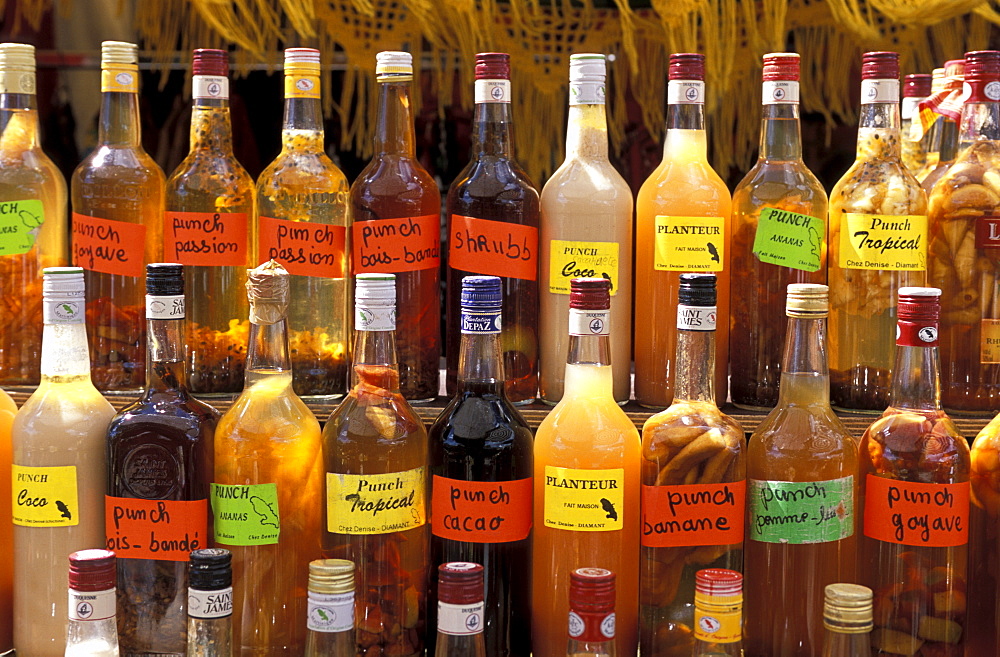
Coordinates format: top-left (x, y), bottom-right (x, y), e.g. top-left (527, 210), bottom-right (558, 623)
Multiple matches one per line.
top-left (665, 102), bottom-right (708, 160)
top-left (890, 342), bottom-right (942, 412)
top-left (190, 96), bottom-right (235, 154)
top-left (434, 632), bottom-right (486, 657)
top-left (374, 80), bottom-right (415, 156)
top-left (821, 627), bottom-right (871, 657)
top-left (245, 319), bottom-right (291, 376)
top-left (456, 330), bottom-right (504, 396)
top-left (98, 91), bottom-right (141, 146)
top-left (857, 100), bottom-right (901, 158)
top-left (939, 118), bottom-right (959, 161)
top-left (759, 102), bottom-right (803, 161)
top-left (0, 92), bottom-right (39, 147)
top-left (40, 321), bottom-right (91, 382)
top-left (563, 322), bottom-right (613, 399)
top-left (472, 101), bottom-right (514, 156)
top-left (283, 93), bottom-right (325, 150)
top-left (959, 100), bottom-right (1000, 148)
top-left (145, 317), bottom-right (187, 394)
top-left (777, 315), bottom-right (830, 405)
top-left (351, 327), bottom-right (401, 392)
top-left (565, 103), bottom-right (610, 160)
top-left (673, 327), bottom-right (716, 404)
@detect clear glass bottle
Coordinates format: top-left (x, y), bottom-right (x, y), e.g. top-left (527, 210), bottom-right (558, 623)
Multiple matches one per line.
top-left (969, 407), bottom-right (1000, 655)
top-left (918, 59), bottom-right (964, 191)
top-left (914, 67), bottom-right (945, 183)
top-left (304, 559), bottom-right (355, 657)
top-left (901, 73), bottom-right (932, 177)
top-left (692, 569), bottom-right (743, 657)
top-left (0, 42), bottom-right (68, 386)
top-left (821, 584), bottom-right (873, 657)
top-left (0, 384), bottom-right (14, 652)
top-left (166, 49), bottom-right (255, 395)
top-left (65, 549), bottom-right (119, 657)
top-left (187, 548), bottom-right (233, 657)
top-left (566, 568), bottom-right (616, 657)
top-left (434, 563), bottom-right (486, 657)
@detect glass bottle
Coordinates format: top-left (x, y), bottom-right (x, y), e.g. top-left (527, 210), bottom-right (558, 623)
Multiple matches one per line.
top-left (256, 47), bottom-right (351, 399)
top-left (304, 559), bottom-right (355, 657)
top-left (434, 562), bottom-right (486, 657)
top-left (106, 263), bottom-right (219, 655)
top-left (828, 51), bottom-right (928, 412)
top-left (350, 50), bottom-right (441, 402)
top-left (969, 408), bottom-right (1000, 655)
top-left (901, 73), bottom-right (932, 177)
top-left (635, 52), bottom-right (731, 409)
top-left (445, 52), bottom-right (539, 404)
top-left (533, 278), bottom-right (640, 657)
top-left (730, 52), bottom-right (828, 410)
top-left (0, 42), bottom-right (68, 386)
top-left (428, 275), bottom-right (533, 657)
top-left (566, 568), bottom-right (616, 657)
top-left (692, 569), bottom-right (743, 657)
top-left (166, 49), bottom-right (255, 395)
top-left (187, 548), bottom-right (233, 657)
top-left (211, 260), bottom-right (324, 656)
top-left (539, 53), bottom-right (632, 405)
top-left (322, 273), bottom-right (430, 657)
top-left (918, 59), bottom-right (964, 191)
top-left (859, 287), bottom-right (970, 656)
top-left (65, 549), bottom-right (119, 657)
top-left (744, 284), bottom-right (859, 657)
top-left (639, 274), bottom-right (745, 657)
top-left (71, 41), bottom-right (165, 392)
top-left (12, 267), bottom-right (115, 656)
top-left (0, 385), bottom-right (13, 652)
top-left (821, 584), bottom-right (872, 657)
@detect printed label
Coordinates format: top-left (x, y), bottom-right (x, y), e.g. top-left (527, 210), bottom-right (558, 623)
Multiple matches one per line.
top-left (258, 215), bottom-right (346, 278)
top-left (975, 217), bottom-right (1000, 249)
top-left (861, 79), bottom-right (899, 104)
top-left (838, 213), bottom-right (927, 271)
top-left (863, 475), bottom-right (969, 547)
top-left (677, 305), bottom-right (717, 332)
top-left (69, 588), bottom-right (116, 622)
top-left (102, 65), bottom-right (138, 93)
top-left (145, 294), bottom-right (185, 321)
top-left (653, 216), bottom-right (725, 271)
top-left (693, 600), bottom-right (741, 643)
top-left (352, 215), bottom-right (440, 274)
top-left (193, 75), bottom-right (229, 100)
top-left (164, 211), bottom-right (248, 267)
top-left (568, 610), bottom-right (615, 642)
top-left (0, 70), bottom-right (36, 95)
top-left (431, 476), bottom-right (532, 543)
top-left (568, 308), bottom-right (610, 336)
top-left (897, 319), bottom-right (938, 348)
top-left (543, 466), bottom-right (624, 532)
top-left (901, 97), bottom-right (922, 121)
top-left (438, 601), bottom-right (485, 636)
top-left (641, 481), bottom-right (745, 548)
top-left (964, 80), bottom-right (1000, 103)
top-left (548, 240), bottom-right (620, 295)
top-left (474, 79), bottom-right (510, 104)
top-left (752, 207), bottom-right (824, 272)
top-left (569, 81), bottom-right (605, 105)
top-left (762, 80), bottom-right (799, 104)
top-left (356, 307), bottom-right (396, 332)
top-left (188, 587), bottom-right (233, 619)
top-left (43, 296), bottom-right (85, 325)
top-left (461, 310), bottom-right (501, 334)
top-left (307, 591), bottom-right (354, 632)
top-left (72, 212), bottom-right (146, 277)
top-left (210, 483), bottom-right (280, 546)
top-left (668, 80), bottom-right (705, 105)
top-left (326, 467), bottom-right (426, 535)
top-left (12, 464), bottom-right (78, 527)
top-left (285, 74), bottom-right (321, 99)
top-left (449, 215), bottom-right (537, 281)
top-left (0, 199), bottom-right (43, 256)
top-left (104, 497), bottom-right (208, 561)
top-left (749, 476), bottom-right (854, 544)
top-left (981, 319), bottom-right (1000, 364)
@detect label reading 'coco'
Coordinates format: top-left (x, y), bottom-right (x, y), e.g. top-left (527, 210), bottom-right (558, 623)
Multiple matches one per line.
top-left (0, 199), bottom-right (43, 256)
top-left (188, 586), bottom-right (233, 619)
top-left (981, 319), bottom-right (1000, 364)
top-left (164, 211), bottom-right (248, 267)
top-left (352, 215), bottom-right (440, 274)
top-left (752, 207), bottom-right (824, 272)
top-left (748, 476), bottom-right (854, 544)
top-left (431, 475), bottom-right (532, 543)
top-left (641, 481), bottom-right (745, 548)
top-left (839, 214), bottom-right (927, 271)
top-left (258, 216), bottom-right (346, 279)
top-left (12, 464), bottom-right (79, 527)
top-left (548, 240), bottom-right (620, 295)
top-left (72, 212), bottom-right (147, 277)
top-left (210, 483), bottom-right (280, 546)
top-left (863, 475), bottom-right (969, 547)
top-left (307, 591), bottom-right (354, 632)
top-left (654, 216), bottom-right (725, 271)
top-left (449, 214), bottom-right (537, 281)
top-left (326, 467), bottom-right (426, 535)
top-left (543, 466), bottom-right (624, 532)
top-left (105, 497), bottom-right (208, 561)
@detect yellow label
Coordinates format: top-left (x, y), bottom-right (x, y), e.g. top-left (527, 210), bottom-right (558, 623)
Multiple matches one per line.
top-left (543, 466), bottom-right (624, 532)
top-left (653, 216), bottom-right (725, 271)
top-left (694, 602), bottom-right (742, 643)
top-left (548, 240), bottom-right (620, 296)
top-left (838, 213), bottom-right (927, 271)
top-left (285, 74), bottom-right (321, 99)
top-left (11, 465), bottom-right (79, 527)
top-left (326, 467), bottom-right (426, 535)
top-left (981, 319), bottom-right (1000, 364)
top-left (101, 65), bottom-right (139, 93)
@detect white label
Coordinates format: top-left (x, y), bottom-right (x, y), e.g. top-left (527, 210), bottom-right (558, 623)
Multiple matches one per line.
top-left (438, 601), bottom-right (484, 636)
top-left (568, 308), bottom-right (610, 336)
top-left (861, 79), bottom-right (899, 104)
top-left (146, 294), bottom-right (185, 320)
top-left (901, 97), bottom-right (922, 120)
top-left (762, 80), bottom-right (799, 104)
top-left (569, 81), bottom-right (606, 106)
top-left (69, 588), bottom-right (116, 622)
top-left (988, 81), bottom-right (1000, 101)
top-left (44, 296), bottom-right (85, 325)
top-left (601, 612), bottom-right (616, 638)
top-left (356, 306), bottom-right (395, 332)
top-left (677, 304), bottom-right (717, 331)
top-left (193, 75), bottom-right (229, 100)
top-left (474, 79), bottom-right (510, 104)
top-left (668, 80), bottom-right (704, 105)
top-left (187, 587), bottom-right (232, 619)
top-left (568, 611), bottom-right (585, 637)
top-left (0, 70), bottom-right (36, 95)
top-left (307, 591), bottom-right (354, 632)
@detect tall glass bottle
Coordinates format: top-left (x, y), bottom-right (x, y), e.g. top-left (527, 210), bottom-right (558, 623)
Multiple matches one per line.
top-left (71, 41), bottom-right (165, 392)
top-left (322, 273), bottom-right (430, 657)
top-left (969, 408), bottom-right (1000, 655)
top-left (211, 260), bottom-right (324, 656)
top-left (429, 275), bottom-right (533, 657)
top-left (639, 274), bottom-right (745, 657)
top-left (828, 51), bottom-right (927, 412)
top-left (859, 288), bottom-right (970, 656)
top-left (539, 53), bottom-right (632, 405)
top-left (350, 51), bottom-right (441, 402)
top-left (901, 73), bottom-right (932, 176)
top-left (0, 42), bottom-right (68, 385)
top-left (692, 569), bottom-right (743, 657)
top-left (445, 52), bottom-right (539, 404)
top-left (566, 568), bottom-right (616, 657)
top-left (256, 48), bottom-right (351, 398)
top-left (166, 49), bottom-right (255, 395)
top-left (106, 263), bottom-right (219, 655)
top-left (304, 559), bottom-right (355, 657)
top-left (635, 52), bottom-right (731, 409)
top-left (434, 563), bottom-right (486, 657)
top-left (917, 60), bottom-right (964, 191)
top-left (914, 68), bottom-right (945, 183)
top-left (730, 52), bottom-right (828, 410)
top-left (821, 584), bottom-right (872, 657)
top-left (744, 284), bottom-right (858, 657)
top-left (533, 278), bottom-right (640, 657)
top-left (65, 549), bottom-right (120, 657)
top-left (0, 385), bottom-right (13, 652)
top-left (187, 549), bottom-right (233, 657)
top-left (12, 267), bottom-right (115, 656)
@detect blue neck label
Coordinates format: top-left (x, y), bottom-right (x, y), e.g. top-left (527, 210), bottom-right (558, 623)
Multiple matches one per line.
top-left (461, 310), bottom-right (501, 334)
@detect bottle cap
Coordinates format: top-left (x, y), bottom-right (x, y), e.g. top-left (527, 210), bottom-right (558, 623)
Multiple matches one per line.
top-left (461, 275), bottom-right (502, 313)
top-left (102, 41), bottom-right (138, 67)
top-left (438, 562), bottom-right (484, 605)
top-left (68, 549), bottom-right (116, 592)
top-left (569, 568), bottom-right (615, 613)
top-left (146, 263), bottom-right (184, 296)
top-left (668, 53), bottom-right (705, 81)
top-left (246, 260), bottom-right (289, 325)
top-left (897, 287), bottom-right (941, 323)
top-left (695, 568), bottom-right (742, 596)
top-left (0, 43), bottom-right (34, 72)
top-left (762, 52), bottom-right (799, 81)
top-left (192, 48), bottom-right (228, 77)
top-left (945, 59), bottom-right (966, 76)
top-left (285, 47), bottom-right (320, 66)
top-left (861, 51), bottom-right (899, 80)
top-left (309, 559), bottom-right (354, 595)
top-left (569, 53), bottom-right (606, 82)
top-left (355, 273), bottom-right (396, 308)
top-left (376, 51), bottom-right (413, 78)
top-left (189, 548), bottom-right (232, 590)
top-left (569, 278), bottom-right (611, 311)
top-left (930, 67), bottom-right (946, 94)
top-left (678, 273), bottom-right (716, 307)
top-left (475, 52), bottom-right (510, 80)
top-left (964, 50), bottom-right (1000, 83)
top-left (823, 583), bottom-right (873, 633)
top-left (43, 266), bottom-right (85, 297)
top-left (785, 283), bottom-right (829, 318)
top-left (904, 73), bottom-right (931, 97)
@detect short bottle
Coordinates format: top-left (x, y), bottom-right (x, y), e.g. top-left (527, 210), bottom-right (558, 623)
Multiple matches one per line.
top-left (65, 549), bottom-right (119, 657)
top-left (435, 562), bottom-right (486, 657)
top-left (187, 548), bottom-right (233, 657)
top-left (566, 568), bottom-right (616, 657)
top-left (692, 569), bottom-right (744, 657)
top-left (821, 584), bottom-right (873, 657)
top-left (901, 73), bottom-right (932, 176)
top-left (304, 559), bottom-right (355, 657)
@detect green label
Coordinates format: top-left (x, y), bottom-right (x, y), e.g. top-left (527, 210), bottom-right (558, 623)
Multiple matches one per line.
top-left (0, 199), bottom-right (43, 256)
top-left (210, 483), bottom-right (280, 546)
top-left (749, 476), bottom-right (854, 544)
top-left (751, 207), bottom-right (823, 272)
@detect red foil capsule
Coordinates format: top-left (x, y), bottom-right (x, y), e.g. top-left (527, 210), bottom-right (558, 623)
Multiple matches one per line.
top-left (762, 52), bottom-right (800, 82)
top-left (669, 53), bottom-right (705, 81)
top-left (903, 73), bottom-right (931, 97)
top-left (861, 51), bottom-right (899, 80)
top-left (569, 278), bottom-right (611, 311)
top-left (897, 286), bottom-right (940, 348)
top-left (192, 48), bottom-right (228, 77)
top-left (568, 567), bottom-right (616, 642)
top-left (438, 562), bottom-right (484, 605)
top-left (474, 52), bottom-right (510, 80)
top-left (68, 549), bottom-right (116, 592)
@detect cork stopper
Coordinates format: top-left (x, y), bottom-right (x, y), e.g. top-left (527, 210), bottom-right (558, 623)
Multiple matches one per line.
top-left (570, 53), bottom-right (606, 82)
top-left (438, 562), bottom-right (484, 605)
top-left (904, 73), bottom-right (931, 97)
top-left (309, 559), bottom-right (354, 595)
top-left (786, 283), bottom-right (829, 318)
top-left (69, 549), bottom-right (116, 592)
top-left (246, 260), bottom-right (289, 325)
top-left (376, 51), bottom-right (413, 78)
top-left (0, 43), bottom-right (34, 72)
top-left (824, 583), bottom-right (873, 634)
top-left (192, 49), bottom-right (228, 77)
top-left (569, 568), bottom-right (615, 614)
top-left (102, 41), bottom-right (138, 67)
top-left (475, 53), bottom-right (510, 80)
top-left (861, 51), bottom-right (899, 80)
top-left (762, 52), bottom-right (799, 81)
top-left (668, 53), bottom-right (705, 81)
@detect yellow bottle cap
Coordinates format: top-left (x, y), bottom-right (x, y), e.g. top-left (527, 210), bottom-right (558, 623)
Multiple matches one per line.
top-left (0, 43), bottom-right (34, 72)
top-left (308, 559), bottom-right (355, 595)
top-left (101, 41), bottom-right (138, 67)
top-left (823, 583), bottom-right (873, 633)
top-left (786, 283), bottom-right (829, 318)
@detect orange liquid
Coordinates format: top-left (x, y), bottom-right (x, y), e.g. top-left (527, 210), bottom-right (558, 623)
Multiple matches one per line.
top-left (967, 413), bottom-right (1000, 655)
top-left (0, 388), bottom-right (16, 651)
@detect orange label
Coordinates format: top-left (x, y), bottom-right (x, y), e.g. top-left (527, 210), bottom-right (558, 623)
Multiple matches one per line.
top-left (641, 481), bottom-right (746, 548)
top-left (71, 213), bottom-right (146, 277)
top-left (863, 475), bottom-right (969, 547)
top-left (448, 214), bottom-right (538, 281)
top-left (352, 215), bottom-right (440, 274)
top-left (258, 215), bottom-right (347, 278)
top-left (431, 475), bottom-right (532, 543)
top-left (105, 496), bottom-right (209, 561)
top-left (164, 211), bottom-right (248, 267)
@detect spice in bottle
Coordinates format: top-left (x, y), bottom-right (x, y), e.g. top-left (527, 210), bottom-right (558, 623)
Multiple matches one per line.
top-left (305, 559), bottom-right (355, 657)
top-left (821, 584), bottom-right (873, 657)
top-left (187, 548), bottom-right (233, 657)
top-left (566, 568), bottom-right (616, 657)
top-left (692, 569), bottom-right (743, 657)
top-left (65, 549), bottom-right (120, 657)
top-left (435, 563), bottom-right (486, 657)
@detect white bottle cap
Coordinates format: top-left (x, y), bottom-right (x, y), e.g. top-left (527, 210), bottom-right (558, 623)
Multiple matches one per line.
top-left (0, 43), bottom-right (34, 72)
top-left (285, 48), bottom-right (320, 66)
top-left (355, 273), bottom-right (396, 331)
top-left (376, 51), bottom-right (413, 77)
top-left (101, 41), bottom-right (138, 67)
top-left (898, 286), bottom-right (942, 297)
top-left (569, 53), bottom-right (606, 82)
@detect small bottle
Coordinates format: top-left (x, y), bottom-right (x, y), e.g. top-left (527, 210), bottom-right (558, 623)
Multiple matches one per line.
top-left (918, 59), bottom-right (964, 191)
top-left (435, 563), bottom-right (486, 657)
top-left (901, 73), bottom-right (932, 176)
top-left (0, 385), bottom-right (14, 652)
top-left (566, 568), bottom-right (615, 657)
top-left (821, 584), bottom-right (873, 657)
top-left (65, 549), bottom-right (119, 657)
top-left (692, 569), bottom-right (743, 657)
top-left (187, 548), bottom-right (233, 657)
top-left (304, 559), bottom-right (355, 657)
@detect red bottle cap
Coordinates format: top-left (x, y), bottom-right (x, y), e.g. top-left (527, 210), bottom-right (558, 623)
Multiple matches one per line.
top-left (964, 50), bottom-right (1000, 83)
top-left (668, 53), bottom-right (705, 81)
top-left (68, 549), bottom-right (116, 592)
top-left (762, 52), bottom-right (799, 81)
top-left (192, 49), bottom-right (228, 77)
top-left (569, 278), bottom-right (611, 311)
top-left (861, 51), bottom-right (899, 80)
top-left (695, 568), bottom-right (743, 596)
top-left (438, 562), bottom-right (484, 605)
top-left (897, 287), bottom-right (940, 348)
top-left (945, 58), bottom-right (966, 72)
top-left (569, 567), bottom-right (615, 613)
top-left (475, 52), bottom-right (510, 80)
top-left (903, 73), bottom-right (931, 97)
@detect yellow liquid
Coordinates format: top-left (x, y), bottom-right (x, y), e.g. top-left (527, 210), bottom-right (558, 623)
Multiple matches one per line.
top-left (0, 388), bottom-right (16, 651)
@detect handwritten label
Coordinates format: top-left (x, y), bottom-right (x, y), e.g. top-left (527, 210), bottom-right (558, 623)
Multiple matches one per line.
top-left (431, 475), bottom-right (532, 543)
top-left (640, 481), bottom-right (746, 548)
top-left (0, 199), bottom-right (43, 256)
top-left (863, 475), bottom-right (969, 547)
top-left (449, 214), bottom-right (537, 281)
top-left (326, 467), bottom-right (426, 535)
top-left (839, 213), bottom-right (927, 271)
top-left (548, 240), bottom-right (620, 295)
top-left (352, 215), bottom-right (440, 274)
top-left (164, 211), bottom-right (248, 267)
top-left (11, 464), bottom-right (78, 527)
top-left (210, 483), bottom-right (280, 546)
top-left (752, 207), bottom-right (824, 272)
top-left (653, 216), bottom-right (725, 271)
top-left (976, 217), bottom-right (1000, 249)
top-left (104, 497), bottom-right (208, 561)
top-left (981, 319), bottom-right (1000, 364)
top-left (258, 215), bottom-right (346, 278)
top-left (543, 466), bottom-right (624, 532)
top-left (749, 476), bottom-right (854, 544)
top-left (72, 212), bottom-right (146, 277)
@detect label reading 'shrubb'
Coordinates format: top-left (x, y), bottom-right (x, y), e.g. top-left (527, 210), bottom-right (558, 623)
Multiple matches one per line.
top-left (12, 464), bottom-right (79, 527)
top-left (543, 466), bottom-right (624, 532)
top-left (0, 199), bottom-right (43, 256)
top-left (326, 467), bottom-right (426, 535)
top-left (449, 214), bottom-right (537, 281)
top-left (749, 476), bottom-right (854, 544)
top-left (548, 240), bottom-right (620, 295)
top-left (654, 216), bottom-right (725, 271)
top-left (863, 475), bottom-right (969, 547)
top-left (188, 587), bottom-right (233, 619)
top-left (210, 483), bottom-right (280, 546)
top-left (839, 214), bottom-right (926, 271)
top-left (752, 207), bottom-right (824, 272)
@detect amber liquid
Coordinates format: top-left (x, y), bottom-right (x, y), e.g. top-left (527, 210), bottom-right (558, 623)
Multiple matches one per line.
top-left (0, 388), bottom-right (16, 651)
top-left (969, 413), bottom-right (1000, 655)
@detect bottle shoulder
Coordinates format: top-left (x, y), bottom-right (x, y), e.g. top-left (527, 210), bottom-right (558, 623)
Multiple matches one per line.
top-left (73, 145), bottom-right (166, 183)
top-left (218, 378), bottom-right (320, 442)
top-left (536, 394), bottom-right (641, 455)
top-left (749, 403), bottom-right (858, 475)
top-left (732, 160), bottom-right (828, 212)
top-left (541, 158), bottom-right (633, 209)
top-left (13, 380), bottom-right (116, 443)
top-left (257, 150), bottom-right (348, 191)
